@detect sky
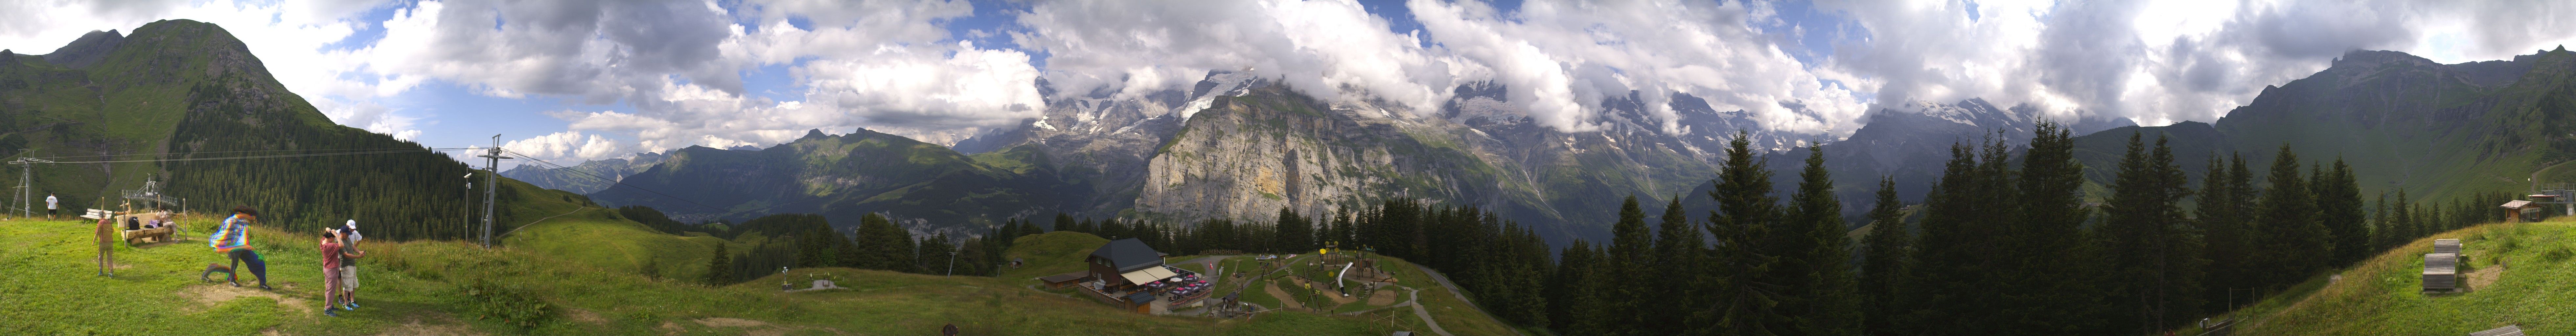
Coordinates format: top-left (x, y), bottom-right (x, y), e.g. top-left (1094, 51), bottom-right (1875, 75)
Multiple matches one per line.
top-left (1, 0), bottom-right (2572, 168)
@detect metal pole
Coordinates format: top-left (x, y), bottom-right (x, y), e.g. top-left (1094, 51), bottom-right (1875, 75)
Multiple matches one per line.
top-left (478, 135), bottom-right (511, 248)
top-left (16, 160), bottom-right (26, 219)
top-left (947, 251), bottom-right (958, 276)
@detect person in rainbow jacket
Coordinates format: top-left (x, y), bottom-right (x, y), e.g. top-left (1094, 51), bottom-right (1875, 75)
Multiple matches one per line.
top-left (210, 205), bottom-right (270, 290)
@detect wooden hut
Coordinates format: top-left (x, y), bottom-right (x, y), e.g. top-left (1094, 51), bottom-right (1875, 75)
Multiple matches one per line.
top-left (2502, 199), bottom-right (2546, 222)
top-left (2424, 253), bottom-right (2460, 292)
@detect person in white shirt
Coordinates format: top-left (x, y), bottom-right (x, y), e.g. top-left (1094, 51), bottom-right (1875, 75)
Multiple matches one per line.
top-left (45, 194), bottom-right (57, 219)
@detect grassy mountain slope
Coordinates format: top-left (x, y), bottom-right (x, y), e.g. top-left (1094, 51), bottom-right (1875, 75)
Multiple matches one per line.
top-left (596, 129), bottom-right (1073, 235)
top-left (0, 218), bottom-right (1406, 335)
top-left (2182, 219), bottom-right (2576, 335)
top-left (0, 20), bottom-right (488, 241)
top-left (2050, 50), bottom-right (2576, 208)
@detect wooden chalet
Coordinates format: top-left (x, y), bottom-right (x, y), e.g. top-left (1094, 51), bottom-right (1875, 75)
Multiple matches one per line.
top-left (2503, 199), bottom-right (2546, 222)
top-left (1089, 238), bottom-right (1172, 292)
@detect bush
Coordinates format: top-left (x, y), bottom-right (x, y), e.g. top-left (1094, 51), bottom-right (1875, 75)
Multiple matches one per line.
top-left (461, 278), bottom-right (553, 330)
top-left (2544, 247), bottom-right (2574, 262)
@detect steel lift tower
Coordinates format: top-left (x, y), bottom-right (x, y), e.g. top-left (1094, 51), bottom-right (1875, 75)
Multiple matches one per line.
top-left (2538, 182), bottom-right (2576, 217)
top-left (477, 135), bottom-right (512, 248)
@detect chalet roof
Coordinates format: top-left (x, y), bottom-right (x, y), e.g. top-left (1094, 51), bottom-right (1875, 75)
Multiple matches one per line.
top-left (1092, 238), bottom-right (1166, 273)
top-left (2502, 200), bottom-right (2534, 209)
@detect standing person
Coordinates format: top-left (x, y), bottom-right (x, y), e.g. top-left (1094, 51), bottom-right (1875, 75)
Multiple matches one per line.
top-left (46, 193), bottom-right (58, 220)
top-left (318, 230), bottom-right (355, 317)
top-left (337, 220), bottom-right (364, 310)
top-left (94, 215), bottom-right (114, 277)
top-left (210, 206), bottom-right (269, 290)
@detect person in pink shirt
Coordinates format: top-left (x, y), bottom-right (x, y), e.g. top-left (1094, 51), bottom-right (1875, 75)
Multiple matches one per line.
top-left (317, 230), bottom-right (361, 317)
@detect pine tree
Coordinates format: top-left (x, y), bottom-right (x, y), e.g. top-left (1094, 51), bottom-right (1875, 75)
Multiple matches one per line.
top-left (1777, 144), bottom-right (1860, 334)
top-left (1695, 130), bottom-right (1777, 335)
top-left (2101, 134), bottom-right (2206, 333)
top-left (2011, 122), bottom-right (2107, 333)
top-left (856, 213), bottom-right (918, 272)
top-left (1547, 240), bottom-right (1608, 336)
top-left (1905, 141), bottom-right (1993, 335)
top-left (1859, 177), bottom-right (1912, 336)
top-left (1604, 196), bottom-right (1655, 336)
top-left (2315, 159), bottom-right (2369, 267)
top-left (2199, 153), bottom-right (2256, 313)
top-left (2392, 190), bottom-right (2414, 250)
top-left (2371, 192), bottom-right (2392, 251)
top-left (2253, 145), bottom-right (2328, 289)
top-left (705, 243), bottom-right (732, 286)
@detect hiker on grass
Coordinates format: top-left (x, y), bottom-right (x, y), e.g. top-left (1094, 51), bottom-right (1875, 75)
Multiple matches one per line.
top-left (319, 229), bottom-right (360, 317)
top-left (336, 220), bottom-right (364, 310)
top-left (94, 215), bottom-right (113, 277)
top-left (45, 193), bottom-right (57, 219)
top-left (210, 206), bottom-right (270, 290)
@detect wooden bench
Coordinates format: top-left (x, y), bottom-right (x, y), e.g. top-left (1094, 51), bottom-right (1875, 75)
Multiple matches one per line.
top-left (2469, 325), bottom-right (2523, 336)
top-left (2424, 253), bottom-right (2460, 292)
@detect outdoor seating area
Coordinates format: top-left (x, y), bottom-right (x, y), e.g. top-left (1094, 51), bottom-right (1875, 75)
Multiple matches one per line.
top-left (87, 209), bottom-right (176, 245)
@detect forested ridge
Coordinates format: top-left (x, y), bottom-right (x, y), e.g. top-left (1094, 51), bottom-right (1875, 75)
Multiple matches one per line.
top-left (0, 20), bottom-right (556, 242)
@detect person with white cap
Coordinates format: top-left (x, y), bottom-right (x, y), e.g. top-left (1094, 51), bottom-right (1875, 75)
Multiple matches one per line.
top-left (334, 220), bottom-right (364, 310)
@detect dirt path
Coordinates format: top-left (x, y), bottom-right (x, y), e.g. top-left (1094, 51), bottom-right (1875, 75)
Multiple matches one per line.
top-left (1263, 281), bottom-right (1304, 310)
top-left (1367, 289), bottom-right (1397, 305)
top-left (1414, 265), bottom-right (1523, 336)
top-left (1405, 288), bottom-right (1452, 336)
top-left (184, 284), bottom-right (312, 314)
top-left (2468, 262), bottom-right (2505, 289)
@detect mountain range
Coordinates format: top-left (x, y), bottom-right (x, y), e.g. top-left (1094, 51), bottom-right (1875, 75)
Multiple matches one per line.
top-left (521, 47), bottom-right (2576, 247)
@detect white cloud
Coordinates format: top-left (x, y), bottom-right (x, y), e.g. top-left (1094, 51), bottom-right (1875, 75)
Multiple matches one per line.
top-left (1409, 0), bottom-right (1867, 134)
top-left (500, 131), bottom-right (635, 166)
top-left (15, 0), bottom-right (2576, 168)
top-left (1013, 0), bottom-right (1462, 120)
top-left (1817, 0), bottom-right (2576, 126)
top-left (314, 98), bottom-right (422, 141)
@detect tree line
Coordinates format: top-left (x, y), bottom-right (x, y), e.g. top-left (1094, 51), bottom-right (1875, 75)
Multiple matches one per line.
top-left (618, 207), bottom-right (1012, 285)
top-left (1849, 124), bottom-right (2506, 335)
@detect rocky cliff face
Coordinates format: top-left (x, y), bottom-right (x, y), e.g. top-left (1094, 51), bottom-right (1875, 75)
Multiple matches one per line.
top-left (1136, 86), bottom-right (1553, 232)
top-left (954, 72), bottom-right (1270, 218)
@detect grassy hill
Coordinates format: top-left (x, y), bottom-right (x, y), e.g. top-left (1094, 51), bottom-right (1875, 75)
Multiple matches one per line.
top-left (2185, 218), bottom-right (2576, 335)
top-left (0, 217), bottom-right (1452, 335)
top-left (0, 20), bottom-right (491, 241)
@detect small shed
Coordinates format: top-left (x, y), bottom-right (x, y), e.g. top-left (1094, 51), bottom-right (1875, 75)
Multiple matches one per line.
top-left (1038, 271), bottom-right (1089, 289)
top-left (1124, 291), bottom-right (1159, 314)
top-left (2502, 199), bottom-right (2545, 222)
top-left (2424, 253), bottom-right (2460, 292)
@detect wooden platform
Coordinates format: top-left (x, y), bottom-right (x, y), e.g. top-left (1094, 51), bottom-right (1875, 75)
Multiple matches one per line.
top-left (2469, 325), bottom-right (2523, 336)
